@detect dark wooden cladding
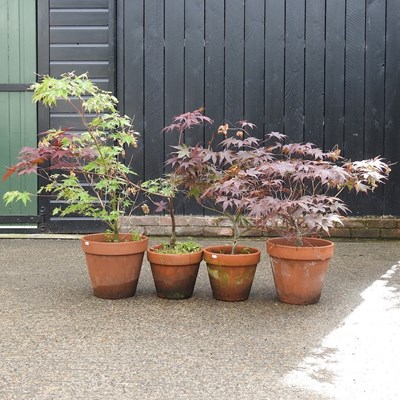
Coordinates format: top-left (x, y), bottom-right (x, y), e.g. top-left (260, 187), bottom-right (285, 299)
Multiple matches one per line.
top-left (264, 0), bottom-right (285, 133)
top-left (118, 0), bottom-right (400, 216)
top-left (164, 0), bottom-right (185, 214)
top-left (50, 0), bottom-right (108, 8)
top-left (224, 0), bottom-right (245, 124)
top-left (324, 0), bottom-right (345, 150)
top-left (36, 0), bottom-right (116, 232)
top-left (50, 62), bottom-right (109, 78)
top-left (143, 0), bottom-right (164, 181)
top-left (285, 0), bottom-right (305, 143)
top-left (47, 0), bottom-right (114, 113)
top-left (364, 0), bottom-right (385, 158)
top-left (344, 0), bottom-right (366, 161)
top-left (37, 0), bottom-right (400, 221)
top-left (184, 0), bottom-right (205, 148)
top-left (383, 0), bottom-right (400, 215)
top-left (204, 0), bottom-right (224, 144)
top-left (184, 0), bottom-right (205, 214)
top-left (164, 0), bottom-right (185, 151)
top-left (50, 27), bottom-right (109, 44)
top-left (363, 0), bottom-right (386, 216)
top-left (304, 0), bottom-right (325, 145)
top-left (121, 0), bottom-right (144, 179)
top-left (49, 10), bottom-right (109, 26)
top-left (244, 0), bottom-right (265, 138)
top-left (50, 45), bottom-right (110, 61)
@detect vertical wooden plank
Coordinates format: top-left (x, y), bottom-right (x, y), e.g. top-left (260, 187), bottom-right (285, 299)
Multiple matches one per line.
top-left (304, 0), bottom-right (325, 146)
top-left (363, 0), bottom-right (386, 215)
top-left (205, 0), bottom-right (224, 142)
top-left (0, 93), bottom-right (36, 216)
top-left (185, 0), bottom-right (204, 215)
top-left (384, 0), bottom-right (400, 215)
top-left (343, 0), bottom-right (366, 215)
top-left (0, 0), bottom-right (9, 82)
top-left (21, 92), bottom-right (37, 214)
top-left (8, 0), bottom-right (20, 83)
top-left (165, 0), bottom-right (185, 214)
top-left (107, 0), bottom-right (116, 93)
top-left (116, 0), bottom-right (125, 110)
top-left (164, 0), bottom-right (184, 151)
top-left (285, 0), bottom-right (305, 141)
top-left (0, 92), bottom-right (12, 214)
top-left (265, 0), bottom-right (285, 133)
top-left (37, 0), bottom-right (50, 219)
top-left (325, 0), bottom-right (345, 150)
top-left (9, 93), bottom-right (22, 214)
top-left (244, 0), bottom-right (265, 137)
top-left (344, 0), bottom-right (365, 160)
top-left (184, 0), bottom-right (205, 146)
top-left (37, 0), bottom-right (50, 78)
top-left (365, 0), bottom-right (385, 156)
top-left (143, 0), bottom-right (164, 180)
top-left (9, 91), bottom-right (22, 167)
top-left (20, 0), bottom-right (38, 214)
top-left (20, 0), bottom-right (37, 83)
top-left (225, 0), bottom-right (244, 123)
top-left (124, 0), bottom-right (144, 178)
top-left (203, 0), bottom-right (224, 216)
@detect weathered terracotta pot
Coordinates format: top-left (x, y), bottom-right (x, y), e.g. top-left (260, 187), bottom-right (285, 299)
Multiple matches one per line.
top-left (81, 233), bottom-right (148, 299)
top-left (147, 246), bottom-right (203, 300)
top-left (204, 245), bottom-right (261, 302)
top-left (266, 237), bottom-right (335, 305)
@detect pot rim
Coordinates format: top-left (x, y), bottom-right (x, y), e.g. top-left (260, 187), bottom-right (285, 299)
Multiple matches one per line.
top-left (204, 245), bottom-right (260, 255)
top-left (267, 237), bottom-right (334, 248)
top-left (266, 237), bottom-right (334, 261)
top-left (81, 232), bottom-right (148, 243)
top-left (81, 233), bottom-right (148, 256)
top-left (203, 245), bottom-right (261, 266)
top-left (147, 245), bottom-right (203, 266)
top-left (147, 246), bottom-right (203, 256)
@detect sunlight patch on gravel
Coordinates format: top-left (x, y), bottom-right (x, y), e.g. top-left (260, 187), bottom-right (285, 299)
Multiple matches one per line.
top-left (285, 262), bottom-right (400, 400)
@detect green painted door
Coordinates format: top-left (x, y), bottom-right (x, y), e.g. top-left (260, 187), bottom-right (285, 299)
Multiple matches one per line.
top-left (0, 0), bottom-right (37, 218)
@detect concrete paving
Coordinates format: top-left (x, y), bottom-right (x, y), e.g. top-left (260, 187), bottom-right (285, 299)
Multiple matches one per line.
top-left (0, 237), bottom-right (399, 400)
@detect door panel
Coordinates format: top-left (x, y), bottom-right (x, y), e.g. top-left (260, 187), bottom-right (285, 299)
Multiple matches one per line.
top-left (0, 0), bottom-right (37, 221)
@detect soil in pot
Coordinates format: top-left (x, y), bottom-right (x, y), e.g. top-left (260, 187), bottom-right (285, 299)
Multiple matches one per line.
top-left (147, 246), bottom-right (203, 300)
top-left (204, 245), bottom-right (261, 302)
top-left (266, 237), bottom-right (335, 305)
top-left (81, 233), bottom-right (148, 299)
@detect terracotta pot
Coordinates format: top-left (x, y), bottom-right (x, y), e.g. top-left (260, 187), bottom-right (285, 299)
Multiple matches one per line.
top-left (204, 245), bottom-right (261, 302)
top-left (81, 233), bottom-right (148, 299)
top-left (266, 237), bottom-right (335, 305)
top-left (147, 246), bottom-right (203, 300)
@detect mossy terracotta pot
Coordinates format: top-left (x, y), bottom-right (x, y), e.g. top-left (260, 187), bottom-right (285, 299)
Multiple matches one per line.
top-left (81, 233), bottom-right (148, 299)
top-left (147, 246), bottom-right (203, 300)
top-left (266, 237), bottom-right (335, 305)
top-left (203, 245), bottom-right (261, 302)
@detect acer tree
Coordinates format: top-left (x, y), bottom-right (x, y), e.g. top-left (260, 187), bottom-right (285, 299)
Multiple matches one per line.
top-left (243, 133), bottom-right (390, 246)
top-left (165, 119), bottom-right (263, 253)
top-left (142, 109), bottom-right (213, 252)
top-left (164, 112), bottom-right (390, 250)
top-left (3, 73), bottom-right (141, 242)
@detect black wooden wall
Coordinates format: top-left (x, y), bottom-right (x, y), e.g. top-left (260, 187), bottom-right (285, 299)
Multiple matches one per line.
top-left (118, 0), bottom-right (400, 217)
top-left (39, 0), bottom-right (400, 226)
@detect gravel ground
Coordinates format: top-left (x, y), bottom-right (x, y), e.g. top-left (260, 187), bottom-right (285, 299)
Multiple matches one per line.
top-left (0, 237), bottom-right (399, 400)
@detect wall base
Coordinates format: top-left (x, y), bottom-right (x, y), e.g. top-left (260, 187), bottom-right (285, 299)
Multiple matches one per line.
top-left (120, 216), bottom-right (400, 239)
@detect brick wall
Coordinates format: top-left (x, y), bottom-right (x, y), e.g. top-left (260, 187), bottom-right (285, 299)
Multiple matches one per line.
top-left (121, 216), bottom-right (400, 239)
